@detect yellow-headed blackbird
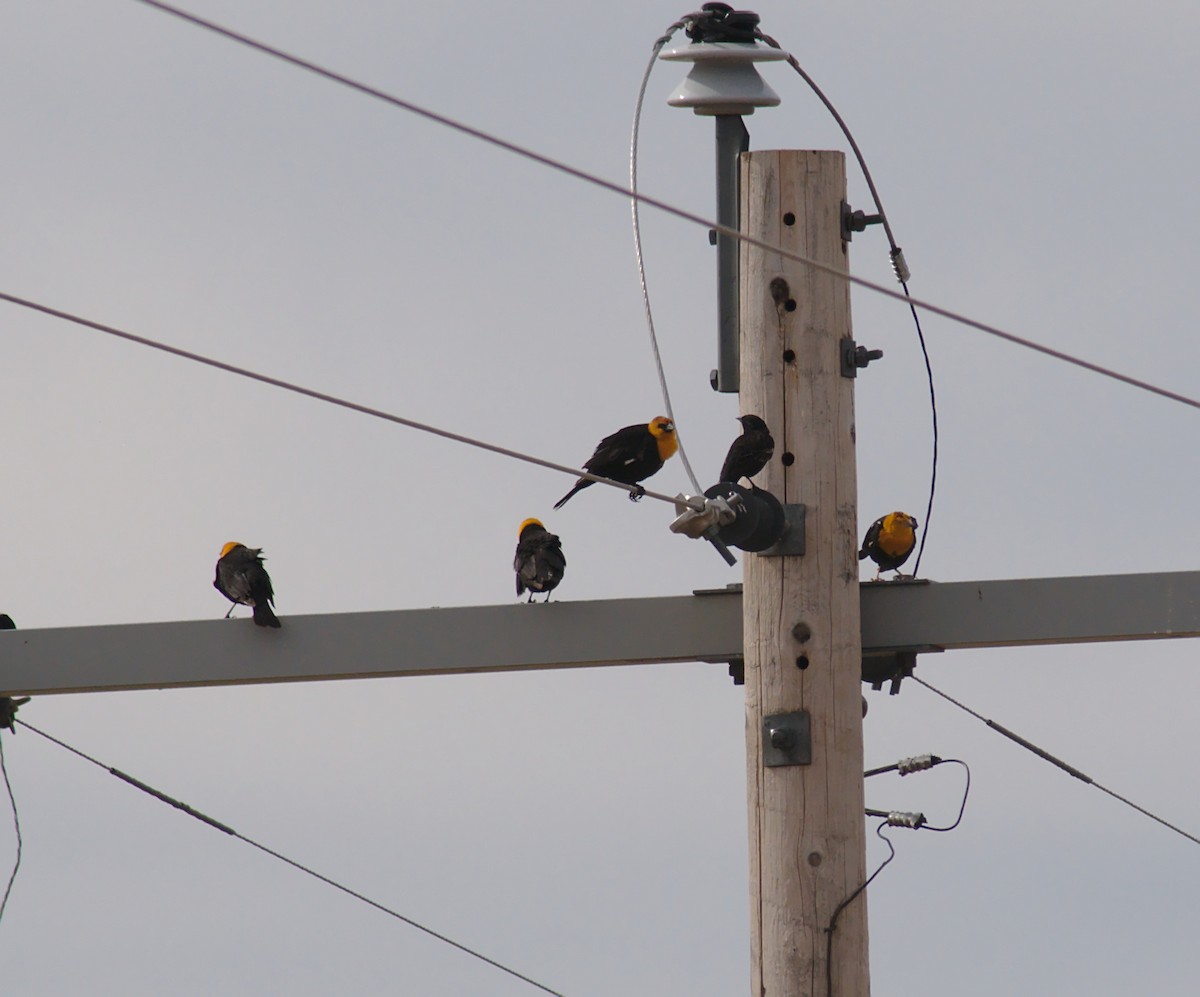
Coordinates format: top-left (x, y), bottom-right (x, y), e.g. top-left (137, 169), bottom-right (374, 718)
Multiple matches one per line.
top-left (514, 518), bottom-right (566, 602)
top-left (554, 416), bottom-right (677, 509)
top-left (719, 414), bottom-right (774, 485)
top-left (214, 542), bottom-right (281, 627)
top-left (858, 512), bottom-right (919, 579)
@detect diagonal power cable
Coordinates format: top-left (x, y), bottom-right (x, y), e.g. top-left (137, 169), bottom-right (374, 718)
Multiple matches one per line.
top-left (125, 0), bottom-right (1200, 415)
top-left (16, 720), bottom-right (566, 996)
top-left (912, 676), bottom-right (1200, 847)
top-left (0, 290), bottom-right (701, 512)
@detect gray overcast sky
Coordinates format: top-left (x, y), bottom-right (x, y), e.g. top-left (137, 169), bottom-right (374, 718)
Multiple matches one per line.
top-left (1, 1), bottom-right (1198, 994)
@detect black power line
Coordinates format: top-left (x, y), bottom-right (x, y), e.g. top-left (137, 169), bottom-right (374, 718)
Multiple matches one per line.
top-left (0, 734), bottom-right (22, 923)
top-left (0, 290), bottom-right (696, 511)
top-left (16, 720), bottom-right (566, 997)
top-left (124, 1), bottom-right (1200, 415)
top-left (913, 676), bottom-right (1200, 847)
top-left (759, 30), bottom-right (938, 577)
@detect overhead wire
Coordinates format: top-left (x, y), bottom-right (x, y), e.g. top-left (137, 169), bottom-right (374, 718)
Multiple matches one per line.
top-left (122, 0), bottom-right (1200, 417)
top-left (758, 29), bottom-right (938, 576)
top-left (912, 675), bottom-right (1200, 847)
top-left (630, 17), bottom-right (703, 494)
top-left (16, 719), bottom-right (567, 997)
top-left (0, 734), bottom-right (21, 923)
top-left (0, 290), bottom-right (701, 513)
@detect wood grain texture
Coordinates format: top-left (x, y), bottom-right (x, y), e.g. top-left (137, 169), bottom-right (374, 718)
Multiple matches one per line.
top-left (740, 150), bottom-right (869, 997)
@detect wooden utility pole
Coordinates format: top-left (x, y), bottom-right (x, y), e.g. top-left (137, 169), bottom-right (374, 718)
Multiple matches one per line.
top-left (740, 150), bottom-right (869, 996)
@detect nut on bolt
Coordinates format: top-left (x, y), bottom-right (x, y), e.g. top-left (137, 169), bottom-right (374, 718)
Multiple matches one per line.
top-left (854, 345), bottom-right (883, 368)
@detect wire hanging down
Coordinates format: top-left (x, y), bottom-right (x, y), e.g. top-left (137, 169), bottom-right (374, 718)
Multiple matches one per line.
top-left (0, 290), bottom-right (701, 514)
top-left (630, 21), bottom-right (702, 495)
top-left (912, 677), bottom-right (1200, 847)
top-left (760, 30), bottom-right (939, 577)
top-left (824, 821), bottom-right (896, 997)
top-left (0, 734), bottom-right (22, 924)
top-left (127, 0), bottom-right (1200, 415)
top-left (17, 721), bottom-right (566, 997)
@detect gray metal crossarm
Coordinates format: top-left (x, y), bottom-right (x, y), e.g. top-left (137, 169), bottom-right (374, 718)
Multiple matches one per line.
top-left (4, 572), bottom-right (1200, 697)
top-left (0, 592), bottom-right (744, 697)
top-left (860, 570), bottom-right (1200, 651)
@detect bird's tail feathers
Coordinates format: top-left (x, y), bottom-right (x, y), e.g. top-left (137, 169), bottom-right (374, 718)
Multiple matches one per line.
top-left (553, 481), bottom-right (588, 509)
top-left (252, 602), bottom-right (282, 628)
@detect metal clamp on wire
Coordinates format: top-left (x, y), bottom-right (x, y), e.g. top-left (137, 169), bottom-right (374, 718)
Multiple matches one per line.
top-left (670, 491), bottom-right (742, 538)
top-left (670, 492), bottom-right (741, 565)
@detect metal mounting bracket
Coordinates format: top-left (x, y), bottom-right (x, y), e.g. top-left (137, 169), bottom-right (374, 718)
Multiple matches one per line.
top-left (762, 710), bottom-right (812, 767)
top-left (759, 503), bottom-right (806, 557)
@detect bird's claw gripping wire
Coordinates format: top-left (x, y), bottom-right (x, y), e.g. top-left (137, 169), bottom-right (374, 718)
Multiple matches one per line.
top-left (628, 485), bottom-right (647, 503)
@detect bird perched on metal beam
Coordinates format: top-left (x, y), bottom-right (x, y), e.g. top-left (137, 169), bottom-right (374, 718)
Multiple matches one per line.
top-left (0, 614), bottom-right (29, 732)
top-left (213, 542), bottom-right (281, 627)
top-left (858, 512), bottom-right (919, 580)
top-left (554, 416), bottom-right (677, 508)
top-left (719, 414), bottom-right (774, 486)
top-left (514, 519), bottom-right (566, 602)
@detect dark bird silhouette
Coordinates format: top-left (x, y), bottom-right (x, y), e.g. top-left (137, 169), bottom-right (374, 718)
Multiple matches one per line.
top-left (554, 416), bottom-right (677, 509)
top-left (213, 542), bottom-right (281, 627)
top-left (514, 519), bottom-right (566, 602)
top-left (719, 414), bottom-right (774, 485)
top-left (858, 512), bottom-right (919, 579)
top-left (0, 615), bottom-right (29, 731)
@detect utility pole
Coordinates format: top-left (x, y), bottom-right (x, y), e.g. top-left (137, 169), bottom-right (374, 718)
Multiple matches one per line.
top-left (740, 149), bottom-right (869, 996)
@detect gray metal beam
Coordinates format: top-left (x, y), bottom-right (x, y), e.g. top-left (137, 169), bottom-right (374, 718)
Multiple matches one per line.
top-left (3, 571), bottom-right (1200, 697)
top-left (859, 570), bottom-right (1200, 651)
top-left (0, 591), bottom-right (744, 697)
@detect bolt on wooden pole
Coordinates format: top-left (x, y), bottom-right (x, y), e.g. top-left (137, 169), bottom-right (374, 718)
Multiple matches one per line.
top-left (739, 149), bottom-right (870, 997)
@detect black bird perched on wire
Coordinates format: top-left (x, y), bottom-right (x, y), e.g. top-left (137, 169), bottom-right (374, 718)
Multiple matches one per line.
top-left (213, 542), bottom-right (281, 627)
top-left (858, 512), bottom-right (919, 580)
top-left (719, 414), bottom-right (774, 486)
top-left (514, 519), bottom-right (566, 602)
top-left (554, 416), bottom-right (678, 509)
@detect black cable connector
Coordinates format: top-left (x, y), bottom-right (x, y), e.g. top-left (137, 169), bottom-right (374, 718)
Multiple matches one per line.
top-left (684, 3), bottom-right (762, 43)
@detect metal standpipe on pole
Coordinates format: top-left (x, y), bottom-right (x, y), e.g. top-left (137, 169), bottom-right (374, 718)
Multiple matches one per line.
top-left (714, 115), bottom-right (749, 392)
top-left (659, 24), bottom-right (787, 394)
